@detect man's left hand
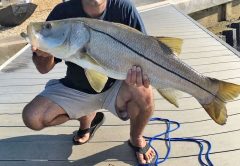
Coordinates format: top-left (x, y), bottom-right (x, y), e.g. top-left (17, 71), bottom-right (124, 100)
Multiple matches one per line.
top-left (125, 66), bottom-right (150, 88)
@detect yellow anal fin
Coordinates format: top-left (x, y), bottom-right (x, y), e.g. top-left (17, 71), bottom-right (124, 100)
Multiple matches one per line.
top-left (156, 37), bottom-right (183, 55)
top-left (85, 69), bottom-right (108, 93)
top-left (202, 99), bottom-right (227, 125)
top-left (157, 88), bottom-right (179, 108)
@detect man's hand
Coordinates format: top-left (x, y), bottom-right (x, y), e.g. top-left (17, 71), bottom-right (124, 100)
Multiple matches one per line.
top-left (125, 66), bottom-right (150, 88)
top-left (32, 46), bottom-right (56, 74)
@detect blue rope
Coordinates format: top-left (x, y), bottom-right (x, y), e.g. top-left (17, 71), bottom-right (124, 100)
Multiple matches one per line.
top-left (141, 117), bottom-right (213, 166)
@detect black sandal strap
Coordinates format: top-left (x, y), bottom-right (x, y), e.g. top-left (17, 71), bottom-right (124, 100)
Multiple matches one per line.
top-left (138, 143), bottom-right (151, 154)
top-left (128, 140), bottom-right (151, 154)
top-left (91, 112), bottom-right (104, 126)
top-left (77, 128), bottom-right (91, 137)
top-left (76, 112), bottom-right (104, 137)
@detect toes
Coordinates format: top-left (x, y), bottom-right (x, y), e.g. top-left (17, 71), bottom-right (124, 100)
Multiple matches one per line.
top-left (136, 153), bottom-right (147, 164)
top-left (145, 153), bottom-right (152, 163)
top-left (136, 149), bottom-right (156, 164)
top-left (147, 153), bottom-right (152, 160)
top-left (149, 149), bottom-right (155, 157)
top-left (144, 148), bottom-right (156, 163)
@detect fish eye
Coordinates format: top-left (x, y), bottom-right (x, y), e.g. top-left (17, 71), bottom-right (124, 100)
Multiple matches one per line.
top-left (45, 23), bottom-right (52, 30)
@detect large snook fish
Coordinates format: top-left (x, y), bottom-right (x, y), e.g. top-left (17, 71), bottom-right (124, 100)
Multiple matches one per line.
top-left (23, 17), bottom-right (240, 125)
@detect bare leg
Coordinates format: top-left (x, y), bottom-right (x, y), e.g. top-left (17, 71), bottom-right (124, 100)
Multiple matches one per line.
top-left (22, 96), bottom-right (70, 130)
top-left (23, 96), bottom-right (99, 145)
top-left (116, 82), bottom-right (155, 164)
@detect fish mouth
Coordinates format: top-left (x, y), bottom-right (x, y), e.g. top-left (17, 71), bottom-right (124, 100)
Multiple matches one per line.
top-left (25, 22), bottom-right (42, 49)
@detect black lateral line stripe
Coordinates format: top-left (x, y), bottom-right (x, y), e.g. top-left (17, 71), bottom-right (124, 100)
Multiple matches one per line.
top-left (88, 26), bottom-right (217, 98)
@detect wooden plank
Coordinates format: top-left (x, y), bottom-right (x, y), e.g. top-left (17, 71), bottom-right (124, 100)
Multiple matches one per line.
top-left (0, 66), bottom-right (66, 74)
top-left (0, 161), bottom-right (136, 166)
top-left (0, 79), bottom-right (50, 86)
top-left (182, 38), bottom-right (224, 47)
top-left (181, 45), bottom-right (226, 53)
top-left (180, 50), bottom-right (234, 59)
top-left (181, 42), bottom-right (222, 49)
top-left (0, 85), bottom-right (45, 95)
top-left (0, 122), bottom-right (240, 160)
top-left (204, 68), bottom-right (240, 79)
top-left (0, 94), bottom-right (37, 103)
top-left (153, 31), bottom-right (206, 36)
top-left (159, 149), bottom-right (240, 166)
top-left (1, 62), bottom-right (66, 70)
top-left (151, 28), bottom-right (200, 34)
top-left (0, 4), bottom-right (240, 166)
top-left (0, 72), bottom-right (65, 79)
top-left (0, 140), bottom-right (136, 162)
top-left (0, 78), bottom-right (56, 87)
top-left (193, 62), bottom-right (240, 73)
top-left (183, 56), bottom-right (240, 66)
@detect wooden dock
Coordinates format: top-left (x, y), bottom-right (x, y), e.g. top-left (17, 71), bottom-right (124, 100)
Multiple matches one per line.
top-left (0, 3), bottom-right (240, 166)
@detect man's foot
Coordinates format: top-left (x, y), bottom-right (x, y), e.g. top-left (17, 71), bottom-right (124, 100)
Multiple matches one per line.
top-left (129, 137), bottom-right (157, 165)
top-left (73, 112), bottom-right (105, 145)
top-left (73, 129), bottom-right (91, 144)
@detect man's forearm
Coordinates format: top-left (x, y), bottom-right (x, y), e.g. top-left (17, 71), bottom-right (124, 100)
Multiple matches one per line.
top-left (32, 53), bottom-right (55, 74)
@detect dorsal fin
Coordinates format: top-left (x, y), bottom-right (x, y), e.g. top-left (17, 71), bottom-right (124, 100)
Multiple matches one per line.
top-left (113, 22), bottom-right (142, 34)
top-left (156, 37), bottom-right (183, 55)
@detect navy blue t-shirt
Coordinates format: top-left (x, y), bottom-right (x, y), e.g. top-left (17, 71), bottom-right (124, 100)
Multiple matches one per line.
top-left (46, 0), bottom-right (146, 93)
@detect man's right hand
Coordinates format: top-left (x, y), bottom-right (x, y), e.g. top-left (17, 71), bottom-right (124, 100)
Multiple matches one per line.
top-left (32, 47), bottom-right (56, 74)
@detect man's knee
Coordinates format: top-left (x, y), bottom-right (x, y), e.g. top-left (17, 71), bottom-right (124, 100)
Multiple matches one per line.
top-left (22, 103), bottom-right (44, 131)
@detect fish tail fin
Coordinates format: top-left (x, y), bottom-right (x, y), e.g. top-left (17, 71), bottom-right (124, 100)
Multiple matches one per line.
top-left (201, 79), bottom-right (240, 125)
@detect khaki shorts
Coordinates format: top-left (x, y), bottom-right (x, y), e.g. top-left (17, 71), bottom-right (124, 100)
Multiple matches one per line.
top-left (38, 79), bottom-right (125, 119)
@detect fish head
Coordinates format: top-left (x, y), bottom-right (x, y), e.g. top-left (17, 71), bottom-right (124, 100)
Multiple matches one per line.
top-left (26, 19), bottom-right (90, 59)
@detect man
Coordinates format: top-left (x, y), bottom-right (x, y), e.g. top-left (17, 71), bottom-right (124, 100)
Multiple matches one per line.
top-left (22, 0), bottom-right (156, 164)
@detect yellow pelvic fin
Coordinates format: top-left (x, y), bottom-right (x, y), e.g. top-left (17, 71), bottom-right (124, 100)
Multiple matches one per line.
top-left (202, 79), bottom-right (240, 125)
top-left (85, 69), bottom-right (108, 93)
top-left (81, 53), bottom-right (108, 93)
top-left (156, 37), bottom-right (183, 55)
top-left (157, 88), bottom-right (179, 108)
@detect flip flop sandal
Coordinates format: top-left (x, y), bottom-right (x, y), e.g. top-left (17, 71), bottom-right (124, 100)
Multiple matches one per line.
top-left (73, 112), bottom-right (105, 145)
top-left (128, 140), bottom-right (157, 166)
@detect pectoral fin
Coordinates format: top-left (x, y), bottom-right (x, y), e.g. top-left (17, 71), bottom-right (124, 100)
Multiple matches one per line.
top-left (156, 37), bottom-right (183, 55)
top-left (85, 69), bottom-right (108, 93)
top-left (157, 88), bottom-right (180, 107)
